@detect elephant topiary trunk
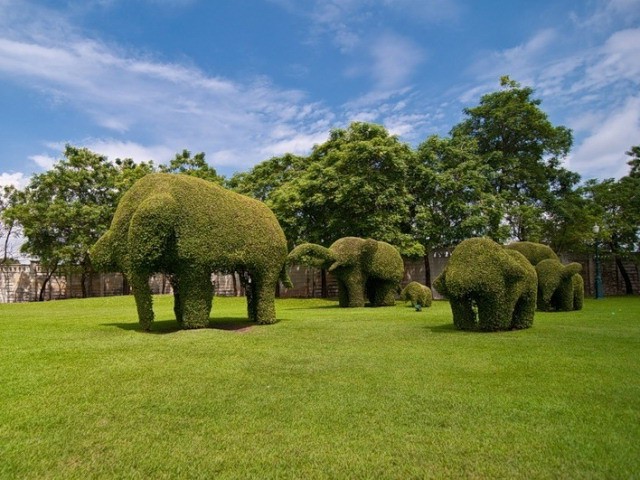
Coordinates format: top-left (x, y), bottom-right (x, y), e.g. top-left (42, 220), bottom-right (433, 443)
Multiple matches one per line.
top-left (288, 237), bottom-right (404, 308)
top-left (90, 173), bottom-right (289, 330)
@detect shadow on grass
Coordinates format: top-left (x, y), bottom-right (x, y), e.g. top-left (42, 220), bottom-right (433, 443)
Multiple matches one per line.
top-left (103, 317), bottom-right (264, 334)
top-left (427, 323), bottom-right (458, 333)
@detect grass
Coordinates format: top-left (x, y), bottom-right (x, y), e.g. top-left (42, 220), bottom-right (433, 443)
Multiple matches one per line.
top-left (1, 294), bottom-right (639, 479)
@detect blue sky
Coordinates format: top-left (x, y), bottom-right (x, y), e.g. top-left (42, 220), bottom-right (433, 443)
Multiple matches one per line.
top-left (0, 0), bottom-right (638, 188)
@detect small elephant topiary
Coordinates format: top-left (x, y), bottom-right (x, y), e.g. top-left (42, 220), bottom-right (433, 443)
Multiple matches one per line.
top-left (288, 237), bottom-right (404, 307)
top-left (433, 237), bottom-right (537, 331)
top-left (400, 281), bottom-right (432, 308)
top-left (535, 259), bottom-right (583, 311)
top-left (90, 173), bottom-right (289, 330)
top-left (507, 241), bottom-right (584, 312)
top-left (505, 241), bottom-right (559, 265)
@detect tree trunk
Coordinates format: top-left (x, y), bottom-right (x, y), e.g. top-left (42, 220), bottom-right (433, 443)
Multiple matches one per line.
top-left (321, 268), bottom-right (328, 298)
top-left (38, 265), bottom-right (57, 302)
top-left (424, 254), bottom-right (432, 287)
top-left (615, 256), bottom-right (634, 295)
top-left (2, 223), bottom-right (12, 263)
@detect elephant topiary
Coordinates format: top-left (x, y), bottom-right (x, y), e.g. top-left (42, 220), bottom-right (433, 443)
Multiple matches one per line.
top-left (90, 173), bottom-right (289, 330)
top-left (400, 281), bottom-right (432, 308)
top-left (433, 237), bottom-right (537, 331)
top-left (505, 241), bottom-right (558, 266)
top-left (535, 259), bottom-right (583, 311)
top-left (288, 237), bottom-right (404, 307)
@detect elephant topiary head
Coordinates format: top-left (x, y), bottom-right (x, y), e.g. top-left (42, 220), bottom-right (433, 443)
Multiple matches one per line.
top-left (288, 237), bottom-right (404, 307)
top-left (535, 259), bottom-right (583, 311)
top-left (433, 237), bottom-right (537, 331)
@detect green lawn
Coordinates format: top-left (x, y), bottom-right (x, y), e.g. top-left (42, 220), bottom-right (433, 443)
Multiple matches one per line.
top-left (1, 295), bottom-right (639, 479)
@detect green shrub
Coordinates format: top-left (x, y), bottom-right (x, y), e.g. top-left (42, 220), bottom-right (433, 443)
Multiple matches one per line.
top-left (91, 173), bottom-right (289, 329)
top-left (535, 259), bottom-right (583, 312)
top-left (433, 237), bottom-right (537, 331)
top-left (288, 237), bottom-right (404, 307)
top-left (505, 241), bottom-right (559, 266)
top-left (400, 281), bottom-right (433, 308)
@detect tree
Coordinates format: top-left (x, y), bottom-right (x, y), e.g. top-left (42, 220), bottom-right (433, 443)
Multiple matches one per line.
top-left (0, 185), bottom-right (22, 263)
top-left (4, 146), bottom-right (154, 299)
top-left (583, 146), bottom-right (640, 294)
top-left (287, 122), bottom-right (422, 255)
top-left (228, 153), bottom-right (307, 249)
top-left (411, 135), bottom-right (509, 250)
top-left (159, 150), bottom-right (223, 184)
top-left (451, 76), bottom-right (577, 240)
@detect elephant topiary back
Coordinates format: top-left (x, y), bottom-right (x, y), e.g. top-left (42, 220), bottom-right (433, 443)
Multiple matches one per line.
top-left (505, 241), bottom-right (559, 266)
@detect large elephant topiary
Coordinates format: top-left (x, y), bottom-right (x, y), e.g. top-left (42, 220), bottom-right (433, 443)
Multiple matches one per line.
top-left (90, 173), bottom-right (289, 330)
top-left (400, 281), bottom-right (432, 308)
top-left (433, 237), bottom-right (537, 331)
top-left (288, 237), bottom-right (404, 307)
top-left (535, 259), bottom-right (583, 311)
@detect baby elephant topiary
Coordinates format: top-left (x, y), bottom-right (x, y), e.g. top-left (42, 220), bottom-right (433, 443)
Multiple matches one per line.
top-left (288, 237), bottom-right (404, 307)
top-left (90, 173), bottom-right (289, 330)
top-left (535, 259), bottom-right (583, 311)
top-left (433, 237), bottom-right (537, 331)
top-left (400, 282), bottom-right (432, 308)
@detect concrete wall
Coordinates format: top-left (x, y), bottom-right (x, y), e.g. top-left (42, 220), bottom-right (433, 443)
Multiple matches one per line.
top-left (1, 250), bottom-right (637, 304)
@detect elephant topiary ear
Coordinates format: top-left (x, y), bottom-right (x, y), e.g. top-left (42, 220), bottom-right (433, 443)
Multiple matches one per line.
top-left (288, 243), bottom-right (335, 269)
top-left (562, 262), bottom-right (582, 279)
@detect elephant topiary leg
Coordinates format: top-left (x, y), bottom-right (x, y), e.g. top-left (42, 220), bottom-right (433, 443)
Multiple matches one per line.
top-left (450, 298), bottom-right (477, 330)
top-left (511, 289), bottom-right (536, 330)
top-left (169, 274), bottom-right (183, 324)
top-left (476, 295), bottom-right (511, 331)
top-left (338, 269), bottom-right (366, 307)
top-left (368, 281), bottom-right (396, 307)
top-left (178, 268), bottom-right (214, 329)
top-left (250, 271), bottom-right (278, 324)
top-left (129, 271), bottom-right (154, 331)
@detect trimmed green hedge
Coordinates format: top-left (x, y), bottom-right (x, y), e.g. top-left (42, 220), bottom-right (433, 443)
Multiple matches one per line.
top-left (91, 173), bottom-right (289, 329)
top-left (400, 281), bottom-right (432, 308)
top-left (434, 237), bottom-right (537, 331)
top-left (288, 237), bottom-right (404, 307)
top-left (535, 259), bottom-right (583, 312)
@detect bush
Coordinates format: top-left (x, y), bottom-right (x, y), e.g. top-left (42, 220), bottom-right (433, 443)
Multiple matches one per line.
top-left (400, 282), bottom-right (433, 308)
top-left (434, 237), bottom-right (537, 331)
top-left (91, 173), bottom-right (289, 329)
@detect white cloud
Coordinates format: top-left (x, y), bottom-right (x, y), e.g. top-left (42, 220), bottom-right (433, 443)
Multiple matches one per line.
top-left (81, 140), bottom-right (175, 164)
top-left (569, 96), bottom-right (640, 179)
top-left (28, 154), bottom-right (56, 170)
top-left (0, 172), bottom-right (27, 189)
top-left (369, 33), bottom-right (426, 90)
top-left (0, 2), bottom-right (335, 173)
